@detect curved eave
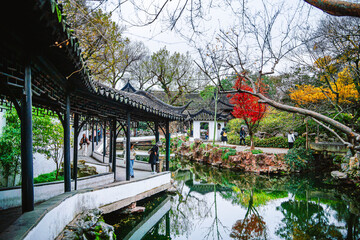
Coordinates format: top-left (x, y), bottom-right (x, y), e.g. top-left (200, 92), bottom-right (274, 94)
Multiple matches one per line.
top-left (35, 0), bottom-right (183, 121)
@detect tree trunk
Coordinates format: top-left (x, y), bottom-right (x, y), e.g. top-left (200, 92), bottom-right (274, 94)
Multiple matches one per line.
top-left (222, 89), bottom-right (360, 142)
top-left (12, 160), bottom-right (19, 186)
top-left (249, 131), bottom-right (255, 150)
top-left (55, 163), bottom-right (59, 180)
top-left (5, 174), bottom-right (9, 187)
top-left (304, 0), bottom-right (360, 18)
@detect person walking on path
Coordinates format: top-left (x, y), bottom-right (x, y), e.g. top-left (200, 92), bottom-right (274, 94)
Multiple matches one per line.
top-left (220, 128), bottom-right (228, 145)
top-left (79, 133), bottom-right (90, 156)
top-left (239, 127), bottom-right (246, 145)
top-left (288, 130), bottom-right (296, 149)
top-left (148, 141), bottom-right (161, 174)
top-left (123, 143), bottom-right (137, 178)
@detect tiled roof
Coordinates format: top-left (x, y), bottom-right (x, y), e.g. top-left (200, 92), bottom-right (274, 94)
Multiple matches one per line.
top-left (0, 0), bottom-right (188, 122)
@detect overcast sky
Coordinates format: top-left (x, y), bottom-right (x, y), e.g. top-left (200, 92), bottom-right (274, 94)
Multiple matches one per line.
top-left (97, 0), bottom-right (328, 56)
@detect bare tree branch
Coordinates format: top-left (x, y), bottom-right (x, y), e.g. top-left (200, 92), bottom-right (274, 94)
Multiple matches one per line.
top-left (311, 117), bottom-right (352, 147)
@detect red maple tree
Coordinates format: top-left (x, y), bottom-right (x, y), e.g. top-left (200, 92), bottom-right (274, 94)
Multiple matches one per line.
top-left (228, 76), bottom-right (267, 149)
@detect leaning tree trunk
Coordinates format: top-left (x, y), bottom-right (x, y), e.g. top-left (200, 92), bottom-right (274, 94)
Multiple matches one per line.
top-left (304, 0), bottom-right (360, 18)
top-left (222, 89), bottom-right (360, 148)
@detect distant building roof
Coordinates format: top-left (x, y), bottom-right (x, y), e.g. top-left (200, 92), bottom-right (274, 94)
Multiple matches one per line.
top-left (121, 81), bottom-right (136, 93)
top-left (184, 109), bottom-right (233, 121)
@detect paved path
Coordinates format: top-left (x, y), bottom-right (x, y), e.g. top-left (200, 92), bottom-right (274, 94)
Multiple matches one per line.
top-left (202, 141), bottom-right (289, 154)
top-left (234, 145), bottom-right (288, 154)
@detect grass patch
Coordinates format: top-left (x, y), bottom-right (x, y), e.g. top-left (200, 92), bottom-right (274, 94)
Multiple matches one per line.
top-left (244, 149), bottom-right (264, 154)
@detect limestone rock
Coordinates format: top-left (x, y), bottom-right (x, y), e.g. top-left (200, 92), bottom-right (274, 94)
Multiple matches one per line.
top-left (167, 186), bottom-right (178, 194)
top-left (61, 209), bottom-right (114, 240)
top-left (331, 171), bottom-right (348, 179)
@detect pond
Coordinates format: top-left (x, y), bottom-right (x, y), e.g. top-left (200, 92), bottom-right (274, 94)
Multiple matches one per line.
top-left (103, 162), bottom-right (360, 240)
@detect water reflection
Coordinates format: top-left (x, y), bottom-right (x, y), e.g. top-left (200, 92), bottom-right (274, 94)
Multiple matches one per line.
top-left (105, 163), bottom-right (360, 240)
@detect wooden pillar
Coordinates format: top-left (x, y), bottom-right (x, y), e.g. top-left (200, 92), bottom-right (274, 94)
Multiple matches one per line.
top-left (155, 121), bottom-right (159, 143)
top-left (91, 124), bottom-right (94, 154)
top-left (73, 113), bottom-right (79, 190)
top-left (21, 60), bottom-right (34, 213)
top-left (165, 120), bottom-right (170, 171)
top-left (112, 118), bottom-right (117, 180)
top-left (95, 123), bottom-right (98, 146)
top-left (109, 120), bottom-right (113, 164)
top-left (103, 121), bottom-right (106, 163)
top-left (126, 112), bottom-right (131, 180)
top-left (64, 94), bottom-right (71, 192)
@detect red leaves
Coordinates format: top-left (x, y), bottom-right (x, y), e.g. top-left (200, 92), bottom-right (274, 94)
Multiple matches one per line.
top-left (228, 76), bottom-right (267, 125)
top-left (230, 214), bottom-right (267, 240)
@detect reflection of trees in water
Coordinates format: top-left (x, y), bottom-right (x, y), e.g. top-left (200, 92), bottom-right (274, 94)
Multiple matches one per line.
top-left (221, 188), bottom-right (288, 207)
top-left (329, 201), bottom-right (360, 240)
top-left (142, 213), bottom-right (170, 240)
top-left (275, 198), bottom-right (342, 239)
top-left (190, 163), bottom-right (293, 192)
top-left (230, 189), bottom-right (268, 240)
top-left (202, 185), bottom-right (230, 240)
top-left (173, 170), bottom-right (231, 239)
top-left (172, 163), bottom-right (360, 239)
top-left (231, 214), bottom-right (266, 240)
top-left (170, 176), bottom-right (210, 238)
top-left (272, 179), bottom-right (360, 240)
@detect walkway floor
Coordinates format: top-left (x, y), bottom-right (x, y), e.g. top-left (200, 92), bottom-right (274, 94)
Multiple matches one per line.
top-left (0, 206), bottom-right (22, 233)
top-left (115, 166), bottom-right (153, 181)
top-left (78, 155), bottom-right (154, 181)
top-left (0, 156), bottom-right (156, 234)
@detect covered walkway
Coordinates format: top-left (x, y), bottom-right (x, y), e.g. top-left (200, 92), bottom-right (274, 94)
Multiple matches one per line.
top-left (0, 0), bottom-right (187, 215)
top-left (0, 171), bottom-right (171, 240)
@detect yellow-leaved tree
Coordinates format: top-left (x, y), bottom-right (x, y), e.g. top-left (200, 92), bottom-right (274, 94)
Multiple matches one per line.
top-left (290, 57), bottom-right (359, 106)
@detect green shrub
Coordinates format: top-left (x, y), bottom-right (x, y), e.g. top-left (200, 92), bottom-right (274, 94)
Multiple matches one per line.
top-left (294, 136), bottom-right (306, 148)
top-left (177, 139), bottom-right (184, 148)
top-left (222, 149), bottom-right (237, 160)
top-left (219, 147), bottom-right (236, 160)
top-left (228, 132), bottom-right (240, 145)
top-left (226, 118), bottom-right (243, 133)
top-left (228, 132), bottom-right (306, 149)
top-left (34, 170), bottom-right (64, 184)
top-left (284, 147), bottom-right (314, 171)
top-left (258, 109), bottom-right (305, 136)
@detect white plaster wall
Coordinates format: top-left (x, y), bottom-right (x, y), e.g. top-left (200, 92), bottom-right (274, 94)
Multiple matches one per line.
top-left (208, 121), bottom-right (215, 141)
top-left (193, 121), bottom-right (201, 139)
top-left (192, 121), bottom-right (225, 141)
top-left (24, 173), bottom-right (171, 240)
top-left (0, 111), bottom-right (5, 136)
top-left (85, 162), bottom-right (110, 174)
top-left (216, 121), bottom-right (225, 141)
top-left (0, 173), bottom-right (114, 210)
top-left (33, 153), bottom-right (57, 178)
